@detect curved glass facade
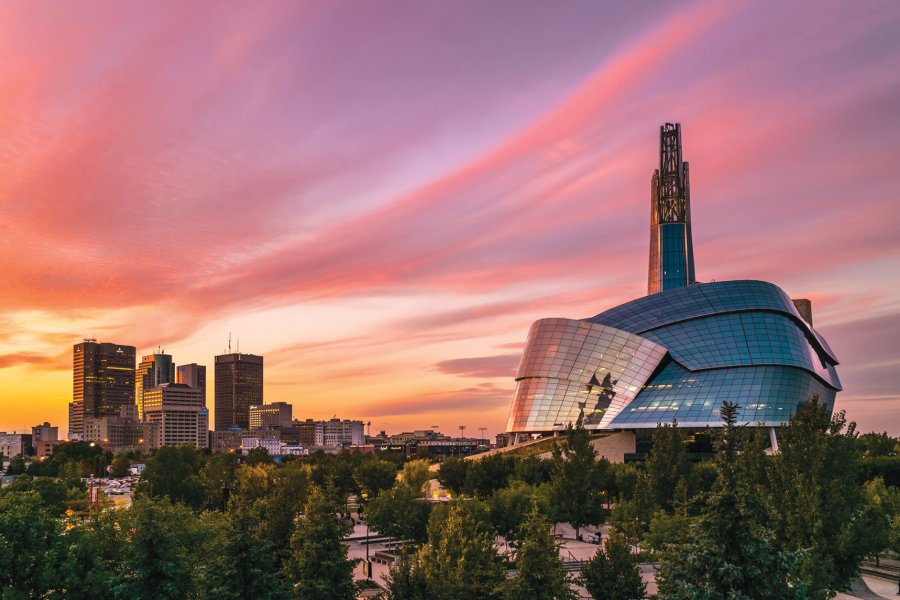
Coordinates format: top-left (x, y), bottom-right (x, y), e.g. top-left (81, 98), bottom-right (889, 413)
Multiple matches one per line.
top-left (505, 280), bottom-right (841, 434)
top-left (507, 318), bottom-right (667, 433)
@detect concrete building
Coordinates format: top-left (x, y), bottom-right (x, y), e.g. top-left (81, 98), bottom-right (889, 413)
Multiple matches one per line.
top-left (31, 422), bottom-right (59, 458)
top-left (214, 353), bottom-right (263, 430)
top-left (0, 432), bottom-right (31, 459)
top-left (295, 419), bottom-right (317, 446)
top-left (176, 363), bottom-right (207, 406)
top-left (143, 383), bottom-right (208, 448)
top-left (241, 437), bottom-right (283, 456)
top-left (315, 419), bottom-right (364, 447)
top-left (249, 402), bottom-right (293, 429)
top-left (136, 353), bottom-right (175, 420)
top-left (83, 405), bottom-right (157, 453)
top-left (70, 340), bottom-right (136, 437)
top-left (210, 429), bottom-right (244, 453)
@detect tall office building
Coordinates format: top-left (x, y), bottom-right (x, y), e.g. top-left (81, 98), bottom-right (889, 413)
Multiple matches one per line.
top-left (136, 353), bottom-right (175, 420)
top-left (648, 122), bottom-right (696, 295)
top-left (70, 341), bottom-right (136, 437)
top-left (214, 353), bottom-right (263, 430)
top-left (176, 363), bottom-right (207, 406)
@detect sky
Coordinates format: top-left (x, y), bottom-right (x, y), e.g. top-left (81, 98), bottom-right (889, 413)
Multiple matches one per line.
top-left (1, 1), bottom-right (899, 438)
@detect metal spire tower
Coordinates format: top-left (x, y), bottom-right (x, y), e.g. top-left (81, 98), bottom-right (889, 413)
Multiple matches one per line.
top-left (648, 122), bottom-right (696, 295)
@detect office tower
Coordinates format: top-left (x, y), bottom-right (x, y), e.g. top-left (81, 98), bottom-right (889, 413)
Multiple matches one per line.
top-left (176, 363), bottom-right (207, 406)
top-left (249, 402), bottom-right (293, 429)
top-left (71, 341), bottom-right (136, 437)
top-left (142, 383), bottom-right (207, 448)
top-left (136, 353), bottom-right (175, 420)
top-left (214, 353), bottom-right (263, 430)
top-left (648, 122), bottom-right (696, 295)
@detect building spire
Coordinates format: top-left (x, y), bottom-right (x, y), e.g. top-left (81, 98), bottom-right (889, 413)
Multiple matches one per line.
top-left (648, 122), bottom-right (696, 295)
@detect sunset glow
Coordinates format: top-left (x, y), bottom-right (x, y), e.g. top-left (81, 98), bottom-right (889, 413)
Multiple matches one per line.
top-left (1, 1), bottom-right (899, 436)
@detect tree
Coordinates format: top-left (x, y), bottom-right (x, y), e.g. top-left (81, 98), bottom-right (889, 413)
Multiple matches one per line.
top-left (283, 484), bottom-right (359, 600)
top-left (465, 454), bottom-right (515, 498)
top-left (419, 503), bottom-right (505, 600)
top-left (381, 551), bottom-right (429, 600)
top-left (109, 453), bottom-right (131, 478)
top-left (367, 483), bottom-right (431, 543)
top-left (114, 497), bottom-right (203, 599)
top-left (135, 445), bottom-right (205, 508)
top-left (246, 446), bottom-right (275, 466)
top-left (199, 507), bottom-right (290, 600)
top-left (512, 455), bottom-right (553, 486)
top-left (0, 491), bottom-right (62, 597)
top-left (656, 402), bottom-right (805, 600)
top-left (57, 510), bottom-right (126, 598)
top-left (501, 502), bottom-right (577, 600)
top-left (768, 396), bottom-right (868, 597)
top-left (643, 420), bottom-right (690, 512)
top-left (200, 452), bottom-right (239, 510)
top-left (550, 424), bottom-right (606, 538)
top-left (353, 458), bottom-right (398, 501)
top-left (401, 459), bottom-right (432, 497)
top-left (3, 476), bottom-right (70, 515)
top-left (259, 461), bottom-right (310, 558)
top-left (436, 457), bottom-right (468, 495)
top-left (580, 531), bottom-right (645, 600)
top-left (643, 508), bottom-right (691, 557)
top-left (490, 480), bottom-right (550, 545)
top-left (7, 454), bottom-right (26, 475)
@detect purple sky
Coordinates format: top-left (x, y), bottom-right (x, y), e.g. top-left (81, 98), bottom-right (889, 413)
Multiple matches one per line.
top-left (0, 1), bottom-right (898, 435)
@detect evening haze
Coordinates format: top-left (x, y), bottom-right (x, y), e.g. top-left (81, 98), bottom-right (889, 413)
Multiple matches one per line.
top-left (1, 1), bottom-right (899, 436)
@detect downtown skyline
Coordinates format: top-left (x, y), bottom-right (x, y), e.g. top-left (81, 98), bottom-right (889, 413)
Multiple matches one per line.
top-left (1, 1), bottom-right (900, 436)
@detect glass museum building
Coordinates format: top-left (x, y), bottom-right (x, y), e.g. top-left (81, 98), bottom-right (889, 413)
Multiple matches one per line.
top-left (505, 124), bottom-right (841, 442)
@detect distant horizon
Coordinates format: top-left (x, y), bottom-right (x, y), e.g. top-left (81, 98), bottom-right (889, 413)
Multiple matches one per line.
top-left (1, 1), bottom-right (899, 436)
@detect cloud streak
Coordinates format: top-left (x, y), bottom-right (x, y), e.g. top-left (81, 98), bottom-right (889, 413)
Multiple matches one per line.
top-left (0, 1), bottom-right (898, 435)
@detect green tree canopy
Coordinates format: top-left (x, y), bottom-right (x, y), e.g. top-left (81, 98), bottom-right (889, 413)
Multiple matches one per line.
top-left (419, 503), bottom-right (506, 600)
top-left (501, 502), bottom-right (577, 600)
top-left (580, 531), bottom-right (645, 600)
top-left (282, 484), bottom-right (359, 600)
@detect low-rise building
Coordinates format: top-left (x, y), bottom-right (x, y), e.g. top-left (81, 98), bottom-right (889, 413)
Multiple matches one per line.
top-left (211, 429), bottom-right (244, 453)
top-left (0, 432), bottom-right (32, 459)
top-left (31, 422), bottom-right (59, 458)
top-left (83, 405), bottom-right (158, 453)
top-left (249, 402), bottom-right (293, 429)
top-left (142, 383), bottom-right (208, 449)
top-left (315, 419), bottom-right (364, 447)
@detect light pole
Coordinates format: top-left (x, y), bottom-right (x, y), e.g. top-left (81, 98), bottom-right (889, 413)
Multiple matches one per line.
top-left (360, 491), bottom-right (370, 579)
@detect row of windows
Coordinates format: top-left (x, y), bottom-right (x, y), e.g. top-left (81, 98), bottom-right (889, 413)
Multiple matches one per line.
top-left (639, 312), bottom-right (839, 389)
top-left (610, 362), bottom-right (835, 427)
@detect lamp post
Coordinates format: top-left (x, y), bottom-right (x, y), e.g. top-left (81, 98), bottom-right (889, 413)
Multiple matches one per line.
top-left (361, 491), bottom-right (370, 580)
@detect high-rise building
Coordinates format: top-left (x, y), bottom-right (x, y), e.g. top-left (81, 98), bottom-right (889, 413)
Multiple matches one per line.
top-left (648, 122), bottom-right (695, 295)
top-left (176, 363), bottom-right (207, 406)
top-left (136, 353), bottom-right (175, 420)
top-left (214, 353), bottom-right (263, 430)
top-left (249, 402), bottom-right (293, 429)
top-left (71, 341), bottom-right (136, 437)
top-left (142, 383), bottom-right (208, 448)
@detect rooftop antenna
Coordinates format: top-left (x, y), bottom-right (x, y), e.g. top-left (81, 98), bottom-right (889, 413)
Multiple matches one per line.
top-left (237, 338), bottom-right (240, 354)
top-left (228, 332), bottom-right (232, 354)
